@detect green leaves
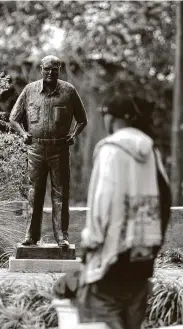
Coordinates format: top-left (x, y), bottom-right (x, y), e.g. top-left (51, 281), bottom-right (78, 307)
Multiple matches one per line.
top-left (0, 132), bottom-right (28, 201)
top-left (0, 1), bottom-right (176, 198)
top-left (146, 276), bottom-right (183, 327)
top-left (0, 1), bottom-right (175, 110)
top-left (0, 72), bottom-right (11, 94)
top-left (0, 279), bottom-right (58, 329)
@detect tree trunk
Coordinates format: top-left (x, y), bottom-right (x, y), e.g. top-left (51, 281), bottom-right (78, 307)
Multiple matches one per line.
top-left (171, 1), bottom-right (183, 206)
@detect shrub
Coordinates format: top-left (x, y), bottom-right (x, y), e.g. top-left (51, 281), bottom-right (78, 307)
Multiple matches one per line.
top-left (145, 275), bottom-right (183, 328)
top-left (0, 279), bottom-right (58, 329)
top-left (156, 248), bottom-right (183, 267)
top-left (0, 205), bottom-right (26, 266)
top-left (165, 248), bottom-right (183, 263)
top-left (0, 132), bottom-right (28, 200)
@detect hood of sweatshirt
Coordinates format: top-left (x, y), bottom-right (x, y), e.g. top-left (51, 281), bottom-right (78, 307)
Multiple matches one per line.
top-left (96, 127), bottom-right (154, 163)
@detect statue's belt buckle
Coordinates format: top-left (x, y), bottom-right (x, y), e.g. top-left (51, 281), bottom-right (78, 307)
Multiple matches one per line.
top-left (35, 138), bottom-right (60, 144)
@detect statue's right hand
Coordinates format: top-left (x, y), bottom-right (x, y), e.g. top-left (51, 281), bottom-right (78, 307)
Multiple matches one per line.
top-left (23, 132), bottom-right (32, 145)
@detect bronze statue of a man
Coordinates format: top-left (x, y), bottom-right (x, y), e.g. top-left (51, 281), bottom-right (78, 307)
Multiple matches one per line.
top-left (10, 55), bottom-right (87, 247)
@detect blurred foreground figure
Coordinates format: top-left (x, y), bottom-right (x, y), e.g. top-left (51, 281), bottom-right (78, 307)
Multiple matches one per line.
top-left (77, 97), bottom-right (171, 329)
top-left (10, 55), bottom-right (87, 247)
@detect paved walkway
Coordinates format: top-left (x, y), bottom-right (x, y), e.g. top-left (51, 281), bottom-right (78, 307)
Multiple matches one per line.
top-left (0, 267), bottom-right (182, 286)
top-left (0, 268), bottom-right (62, 286)
top-left (156, 268), bottom-right (183, 277)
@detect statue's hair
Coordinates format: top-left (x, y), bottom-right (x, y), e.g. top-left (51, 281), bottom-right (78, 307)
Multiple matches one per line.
top-left (41, 55), bottom-right (61, 67)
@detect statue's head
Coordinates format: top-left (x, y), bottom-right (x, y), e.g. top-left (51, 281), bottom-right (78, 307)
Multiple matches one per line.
top-left (40, 55), bottom-right (61, 85)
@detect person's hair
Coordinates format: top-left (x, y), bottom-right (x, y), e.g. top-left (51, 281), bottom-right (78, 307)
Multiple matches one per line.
top-left (101, 96), bottom-right (155, 139)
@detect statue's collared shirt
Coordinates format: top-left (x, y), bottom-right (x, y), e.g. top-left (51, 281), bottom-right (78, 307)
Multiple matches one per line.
top-left (10, 79), bottom-right (87, 139)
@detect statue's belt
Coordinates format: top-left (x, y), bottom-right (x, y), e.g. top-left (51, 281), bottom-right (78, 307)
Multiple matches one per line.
top-left (31, 137), bottom-right (68, 145)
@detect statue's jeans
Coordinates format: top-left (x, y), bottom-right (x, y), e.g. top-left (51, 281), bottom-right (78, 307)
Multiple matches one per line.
top-left (25, 142), bottom-right (70, 243)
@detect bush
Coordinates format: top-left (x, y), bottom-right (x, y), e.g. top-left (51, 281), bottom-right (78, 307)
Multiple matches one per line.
top-left (0, 207), bottom-right (26, 267)
top-left (0, 279), bottom-right (58, 329)
top-left (0, 132), bottom-right (28, 200)
top-left (164, 248), bottom-right (183, 263)
top-left (145, 275), bottom-right (183, 328)
top-left (156, 248), bottom-right (183, 268)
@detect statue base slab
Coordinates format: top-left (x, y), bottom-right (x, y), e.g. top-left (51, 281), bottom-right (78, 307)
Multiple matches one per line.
top-left (9, 256), bottom-right (81, 273)
top-left (16, 243), bottom-right (76, 260)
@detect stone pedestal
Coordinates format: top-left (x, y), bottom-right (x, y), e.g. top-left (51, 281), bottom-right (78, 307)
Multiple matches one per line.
top-left (9, 243), bottom-right (81, 273)
top-left (16, 243), bottom-right (76, 260)
top-left (9, 257), bottom-right (81, 273)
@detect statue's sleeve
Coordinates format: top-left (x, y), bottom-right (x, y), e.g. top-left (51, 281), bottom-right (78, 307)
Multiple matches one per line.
top-left (9, 86), bottom-right (27, 123)
top-left (71, 88), bottom-right (87, 124)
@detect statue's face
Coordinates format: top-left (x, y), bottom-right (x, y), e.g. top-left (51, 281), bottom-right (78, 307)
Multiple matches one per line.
top-left (41, 61), bottom-right (60, 85)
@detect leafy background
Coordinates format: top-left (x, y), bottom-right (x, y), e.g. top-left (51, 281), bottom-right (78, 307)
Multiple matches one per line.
top-left (0, 1), bottom-right (176, 203)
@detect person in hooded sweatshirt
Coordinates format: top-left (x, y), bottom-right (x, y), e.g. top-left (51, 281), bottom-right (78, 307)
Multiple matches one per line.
top-left (77, 96), bottom-right (171, 329)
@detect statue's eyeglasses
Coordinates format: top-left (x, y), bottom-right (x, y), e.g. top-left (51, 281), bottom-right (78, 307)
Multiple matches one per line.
top-left (42, 67), bottom-right (60, 73)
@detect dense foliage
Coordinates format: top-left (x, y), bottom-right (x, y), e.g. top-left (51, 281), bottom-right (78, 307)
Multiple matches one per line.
top-left (0, 279), bottom-right (58, 329)
top-left (146, 276), bottom-right (183, 327)
top-left (0, 132), bottom-right (28, 200)
top-left (0, 270), bottom-right (183, 329)
top-left (0, 1), bottom-right (175, 107)
top-left (0, 72), bottom-right (11, 93)
top-left (0, 1), bottom-right (176, 201)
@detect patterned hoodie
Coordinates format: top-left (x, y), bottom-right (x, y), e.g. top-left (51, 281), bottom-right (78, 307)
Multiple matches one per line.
top-left (80, 127), bottom-right (170, 285)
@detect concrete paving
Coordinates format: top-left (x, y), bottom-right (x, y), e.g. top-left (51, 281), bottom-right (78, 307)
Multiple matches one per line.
top-left (0, 266), bottom-right (182, 286)
top-left (9, 257), bottom-right (81, 273)
top-left (0, 268), bottom-right (62, 286)
top-left (156, 268), bottom-right (183, 278)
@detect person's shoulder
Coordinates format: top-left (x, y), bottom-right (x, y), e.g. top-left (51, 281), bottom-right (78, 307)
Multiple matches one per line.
top-left (95, 137), bottom-right (109, 152)
top-left (95, 133), bottom-right (125, 153)
top-left (94, 136), bottom-right (120, 159)
top-left (57, 79), bottom-right (75, 92)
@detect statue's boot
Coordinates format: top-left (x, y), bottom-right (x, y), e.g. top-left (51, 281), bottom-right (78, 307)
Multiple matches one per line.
top-left (58, 231), bottom-right (69, 248)
top-left (22, 238), bottom-right (38, 246)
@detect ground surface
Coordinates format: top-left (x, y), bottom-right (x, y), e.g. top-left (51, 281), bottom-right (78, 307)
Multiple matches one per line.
top-left (0, 268), bottom-right (62, 285)
top-left (40, 207), bottom-right (183, 253)
top-left (1, 205), bottom-right (183, 284)
top-left (0, 266), bottom-right (182, 285)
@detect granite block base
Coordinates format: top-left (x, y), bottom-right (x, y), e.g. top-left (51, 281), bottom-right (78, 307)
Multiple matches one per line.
top-left (16, 243), bottom-right (76, 260)
top-left (9, 256), bottom-right (81, 273)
